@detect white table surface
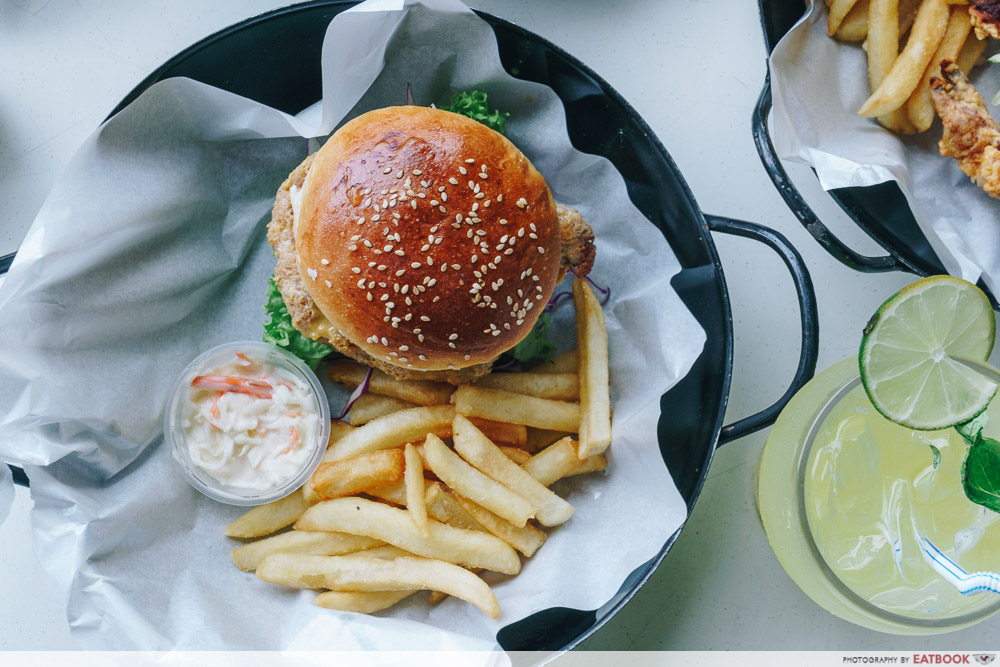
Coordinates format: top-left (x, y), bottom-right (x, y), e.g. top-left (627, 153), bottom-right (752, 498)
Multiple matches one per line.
top-left (1, 0), bottom-right (995, 653)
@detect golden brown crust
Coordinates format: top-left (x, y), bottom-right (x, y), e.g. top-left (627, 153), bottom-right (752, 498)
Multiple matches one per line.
top-left (268, 153), bottom-right (319, 333)
top-left (930, 60), bottom-right (1000, 199)
top-left (971, 1), bottom-right (1000, 40)
top-left (294, 106), bottom-right (562, 372)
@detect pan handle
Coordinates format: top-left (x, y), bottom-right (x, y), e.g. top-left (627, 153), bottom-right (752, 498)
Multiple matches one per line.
top-left (706, 215), bottom-right (819, 444)
top-left (753, 72), bottom-right (906, 273)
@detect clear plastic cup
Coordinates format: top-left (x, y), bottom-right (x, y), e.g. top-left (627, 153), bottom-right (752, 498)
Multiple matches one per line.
top-left (164, 341), bottom-right (330, 506)
top-left (757, 356), bottom-right (1000, 634)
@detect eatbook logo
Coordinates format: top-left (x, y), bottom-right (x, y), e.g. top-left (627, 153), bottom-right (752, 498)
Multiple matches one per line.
top-left (974, 656), bottom-right (995, 665)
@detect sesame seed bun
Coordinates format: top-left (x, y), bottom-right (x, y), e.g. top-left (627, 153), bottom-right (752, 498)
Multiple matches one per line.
top-left (291, 105), bottom-right (562, 373)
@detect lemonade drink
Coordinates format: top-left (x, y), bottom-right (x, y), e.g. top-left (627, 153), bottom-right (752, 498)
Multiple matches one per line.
top-left (804, 380), bottom-right (1000, 620)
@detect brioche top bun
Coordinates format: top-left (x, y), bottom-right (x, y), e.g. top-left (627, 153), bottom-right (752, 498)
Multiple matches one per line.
top-left (294, 105), bottom-right (561, 372)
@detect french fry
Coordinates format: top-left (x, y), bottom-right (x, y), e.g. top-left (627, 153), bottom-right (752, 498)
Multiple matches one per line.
top-left (422, 433), bottom-right (536, 527)
top-left (306, 449), bottom-right (405, 502)
top-left (906, 5), bottom-right (971, 131)
top-left (316, 590), bottom-right (417, 613)
top-left (404, 443), bottom-right (429, 536)
top-left (423, 481), bottom-right (489, 533)
top-left (454, 494), bottom-right (547, 557)
top-left (530, 349), bottom-right (579, 374)
top-left (328, 360), bottom-right (454, 406)
top-left (366, 480), bottom-right (409, 507)
top-left (524, 437), bottom-right (608, 487)
top-left (231, 531), bottom-right (382, 572)
top-left (225, 489), bottom-right (311, 538)
top-left (524, 428), bottom-right (573, 454)
top-left (956, 31), bottom-right (986, 73)
top-left (348, 393), bottom-right (417, 426)
top-left (499, 446), bottom-right (532, 465)
top-left (473, 372), bottom-right (579, 401)
top-left (836, 0), bottom-right (871, 40)
top-left (427, 417), bottom-right (527, 447)
top-left (257, 553), bottom-right (501, 619)
top-left (327, 419), bottom-right (356, 445)
top-left (453, 415), bottom-right (574, 526)
top-left (829, 0), bottom-right (863, 34)
top-left (867, 0), bottom-right (915, 132)
top-left (452, 386), bottom-right (580, 432)
top-left (573, 279), bottom-right (612, 458)
top-left (424, 482), bottom-right (542, 557)
top-left (467, 418), bottom-right (528, 448)
top-left (899, 0), bottom-right (922, 35)
top-left (859, 0), bottom-right (950, 117)
top-left (353, 544), bottom-right (416, 559)
top-left (323, 405), bottom-right (455, 462)
top-left (295, 497), bottom-right (521, 574)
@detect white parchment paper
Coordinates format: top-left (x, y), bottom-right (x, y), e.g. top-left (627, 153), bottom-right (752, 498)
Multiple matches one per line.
top-left (0, 0), bottom-right (705, 651)
top-left (0, 464), bottom-right (12, 527)
top-left (770, 1), bottom-right (1000, 294)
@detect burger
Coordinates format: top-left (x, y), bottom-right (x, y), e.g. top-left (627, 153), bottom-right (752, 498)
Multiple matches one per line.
top-left (267, 104), bottom-right (594, 384)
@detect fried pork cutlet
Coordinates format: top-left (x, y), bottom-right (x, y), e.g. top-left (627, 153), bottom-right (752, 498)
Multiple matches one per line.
top-left (970, 1), bottom-right (1000, 39)
top-left (929, 60), bottom-right (1000, 199)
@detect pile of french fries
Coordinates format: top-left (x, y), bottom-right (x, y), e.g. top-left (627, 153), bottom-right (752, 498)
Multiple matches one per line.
top-left (225, 278), bottom-right (612, 619)
top-left (827, 0), bottom-right (988, 133)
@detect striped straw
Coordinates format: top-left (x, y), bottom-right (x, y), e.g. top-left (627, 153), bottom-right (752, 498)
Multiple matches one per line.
top-left (917, 535), bottom-right (1000, 596)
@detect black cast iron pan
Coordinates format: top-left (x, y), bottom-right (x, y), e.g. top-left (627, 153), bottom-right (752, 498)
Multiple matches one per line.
top-left (3, 0), bottom-right (819, 653)
top-left (755, 0), bottom-right (997, 304)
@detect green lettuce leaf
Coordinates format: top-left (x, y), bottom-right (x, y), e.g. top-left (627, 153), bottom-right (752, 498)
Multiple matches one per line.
top-left (263, 276), bottom-right (335, 370)
top-left (509, 313), bottom-right (558, 366)
top-left (443, 90), bottom-right (510, 135)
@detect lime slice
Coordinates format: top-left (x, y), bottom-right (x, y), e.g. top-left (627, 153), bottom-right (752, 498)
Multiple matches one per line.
top-left (859, 275), bottom-right (998, 430)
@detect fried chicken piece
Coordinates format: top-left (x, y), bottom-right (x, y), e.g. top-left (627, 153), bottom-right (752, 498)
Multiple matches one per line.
top-left (929, 60), bottom-right (1000, 199)
top-left (556, 203), bottom-right (596, 278)
top-left (970, 1), bottom-right (1000, 40)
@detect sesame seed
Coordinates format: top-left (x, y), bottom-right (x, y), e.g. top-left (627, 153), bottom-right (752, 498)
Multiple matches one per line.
top-left (396, 171), bottom-right (403, 179)
top-left (429, 200), bottom-right (439, 207)
top-left (538, 247), bottom-right (545, 254)
top-left (380, 294), bottom-right (389, 302)
top-left (449, 177), bottom-right (459, 185)
top-left (459, 166), bottom-right (467, 175)
top-left (413, 169), bottom-right (423, 176)
top-left (420, 316), bottom-right (430, 322)
top-left (441, 193), bottom-right (448, 202)
top-left (465, 158), bottom-right (475, 164)
top-left (419, 355), bottom-right (426, 361)
top-left (351, 267), bottom-right (361, 274)
top-left (383, 167), bottom-right (392, 174)
top-left (517, 198), bottom-right (527, 208)
top-left (448, 342), bottom-right (457, 349)
top-left (372, 215), bottom-right (381, 222)
top-left (395, 250), bottom-right (405, 256)
top-left (411, 262), bottom-right (422, 269)
top-left (395, 269), bottom-right (406, 277)
top-left (367, 293), bottom-right (373, 301)
top-left (492, 330), bottom-right (501, 337)
top-left (411, 200), bottom-right (418, 209)
top-left (377, 264), bottom-right (387, 271)
top-left (381, 337), bottom-right (388, 345)
top-left (418, 334), bottom-right (425, 342)
top-left (499, 219), bottom-right (508, 225)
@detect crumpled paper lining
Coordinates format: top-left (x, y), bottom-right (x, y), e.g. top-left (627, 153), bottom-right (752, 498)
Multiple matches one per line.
top-left (770, 0), bottom-right (1000, 293)
top-left (0, 0), bottom-right (705, 652)
top-left (0, 465), bottom-right (12, 527)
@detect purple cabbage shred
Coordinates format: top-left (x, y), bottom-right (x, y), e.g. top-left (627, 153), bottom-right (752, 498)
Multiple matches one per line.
top-left (336, 366), bottom-right (373, 420)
